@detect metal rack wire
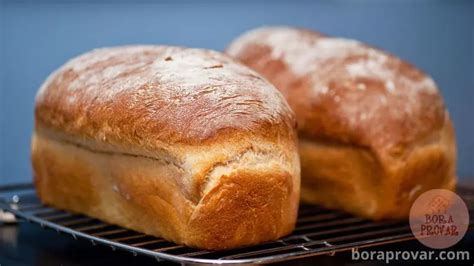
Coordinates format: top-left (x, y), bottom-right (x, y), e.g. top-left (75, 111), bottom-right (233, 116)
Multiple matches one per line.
top-left (0, 183), bottom-right (473, 265)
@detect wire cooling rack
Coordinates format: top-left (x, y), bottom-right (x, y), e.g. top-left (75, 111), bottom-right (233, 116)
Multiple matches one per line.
top-left (0, 183), bottom-right (473, 265)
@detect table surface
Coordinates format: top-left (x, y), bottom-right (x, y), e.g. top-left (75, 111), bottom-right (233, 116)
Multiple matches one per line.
top-left (0, 221), bottom-right (473, 265)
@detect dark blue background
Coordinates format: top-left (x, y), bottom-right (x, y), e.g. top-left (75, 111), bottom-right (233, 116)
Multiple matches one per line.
top-left (1, 0), bottom-right (473, 184)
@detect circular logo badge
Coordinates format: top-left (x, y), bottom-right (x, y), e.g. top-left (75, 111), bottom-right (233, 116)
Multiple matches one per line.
top-left (409, 189), bottom-right (469, 249)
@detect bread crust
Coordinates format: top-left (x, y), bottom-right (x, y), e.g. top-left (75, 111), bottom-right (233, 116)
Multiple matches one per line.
top-left (299, 116), bottom-right (455, 219)
top-left (32, 46), bottom-right (300, 249)
top-left (35, 46), bottom-right (296, 148)
top-left (226, 26), bottom-right (457, 219)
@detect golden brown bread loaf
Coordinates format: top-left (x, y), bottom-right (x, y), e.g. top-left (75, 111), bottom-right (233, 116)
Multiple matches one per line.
top-left (226, 27), bottom-right (456, 220)
top-left (32, 45), bottom-right (301, 249)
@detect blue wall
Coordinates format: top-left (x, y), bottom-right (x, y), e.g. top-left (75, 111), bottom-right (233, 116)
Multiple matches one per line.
top-left (1, 0), bottom-right (473, 184)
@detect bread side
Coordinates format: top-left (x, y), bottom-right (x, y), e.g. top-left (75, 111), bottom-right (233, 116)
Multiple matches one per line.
top-left (299, 115), bottom-right (455, 219)
top-left (33, 127), bottom-right (300, 249)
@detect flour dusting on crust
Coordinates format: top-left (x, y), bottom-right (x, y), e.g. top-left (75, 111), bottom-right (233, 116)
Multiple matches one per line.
top-left (227, 26), bottom-right (438, 96)
top-left (227, 27), bottom-right (445, 150)
top-left (35, 45), bottom-right (295, 144)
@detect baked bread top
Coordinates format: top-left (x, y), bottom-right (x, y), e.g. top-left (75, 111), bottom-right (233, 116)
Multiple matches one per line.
top-left (226, 27), bottom-right (450, 161)
top-left (35, 45), bottom-right (297, 150)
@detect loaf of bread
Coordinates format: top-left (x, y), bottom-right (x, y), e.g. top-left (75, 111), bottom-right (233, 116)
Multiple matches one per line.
top-left (226, 27), bottom-right (456, 220)
top-left (32, 46), bottom-right (301, 249)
